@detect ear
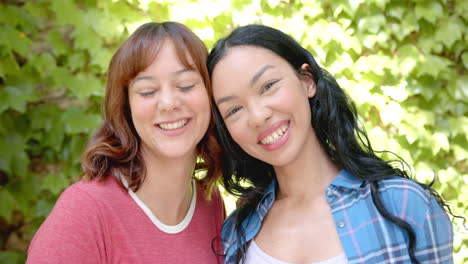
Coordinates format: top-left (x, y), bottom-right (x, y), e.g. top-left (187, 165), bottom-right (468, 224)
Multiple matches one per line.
top-left (299, 63), bottom-right (316, 98)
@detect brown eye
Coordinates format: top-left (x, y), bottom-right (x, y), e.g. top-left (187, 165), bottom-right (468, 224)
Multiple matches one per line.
top-left (262, 80), bottom-right (279, 93)
top-left (225, 106), bottom-right (242, 118)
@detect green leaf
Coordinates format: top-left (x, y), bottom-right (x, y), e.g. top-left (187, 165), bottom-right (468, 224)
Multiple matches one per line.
top-left (414, 2), bottom-right (444, 24)
top-left (461, 52), bottom-right (468, 70)
top-left (0, 86), bottom-right (26, 113)
top-left (35, 199), bottom-right (55, 218)
top-left (416, 54), bottom-right (452, 78)
top-left (107, 1), bottom-right (143, 23)
top-left (387, 6), bottom-right (405, 20)
top-left (44, 122), bottom-right (66, 152)
top-left (357, 14), bottom-right (386, 34)
top-left (0, 50), bottom-right (20, 77)
top-left (50, 67), bottom-right (73, 87)
top-left (0, 251), bottom-right (25, 264)
top-left (51, 0), bottom-right (82, 26)
top-left (61, 107), bottom-right (102, 134)
top-left (452, 145), bottom-right (467, 162)
top-left (73, 25), bottom-right (103, 55)
top-left (11, 151), bottom-right (30, 178)
top-left (27, 53), bottom-right (56, 77)
top-left (435, 17), bottom-right (464, 48)
top-left (433, 132), bottom-right (450, 153)
top-left (90, 49), bottom-right (112, 72)
top-left (148, 2), bottom-right (171, 22)
top-left (0, 189), bottom-right (16, 222)
top-left (67, 51), bottom-right (86, 71)
top-left (7, 174), bottom-right (39, 219)
top-left (68, 135), bottom-right (89, 165)
top-left (0, 25), bottom-right (32, 56)
top-left (68, 73), bottom-right (103, 99)
top-left (0, 133), bottom-right (26, 174)
top-left (47, 30), bottom-right (69, 56)
top-left (42, 173), bottom-right (70, 195)
top-left (397, 44), bottom-right (421, 75)
top-left (380, 101), bottom-right (404, 125)
top-left (28, 105), bottom-right (66, 151)
top-left (83, 9), bottom-right (116, 37)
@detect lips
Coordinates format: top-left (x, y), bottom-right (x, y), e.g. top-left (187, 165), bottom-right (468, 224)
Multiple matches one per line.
top-left (258, 120), bottom-right (290, 145)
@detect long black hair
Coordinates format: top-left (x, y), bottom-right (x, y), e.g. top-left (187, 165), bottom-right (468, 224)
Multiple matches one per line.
top-left (207, 25), bottom-right (455, 264)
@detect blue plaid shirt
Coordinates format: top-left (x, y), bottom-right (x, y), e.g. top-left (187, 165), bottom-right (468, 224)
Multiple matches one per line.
top-left (222, 170), bottom-right (453, 263)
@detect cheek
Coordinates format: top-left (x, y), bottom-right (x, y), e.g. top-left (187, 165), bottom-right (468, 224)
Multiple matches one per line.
top-left (226, 120), bottom-right (251, 147)
top-left (129, 97), bottom-right (154, 124)
top-left (188, 89), bottom-right (211, 123)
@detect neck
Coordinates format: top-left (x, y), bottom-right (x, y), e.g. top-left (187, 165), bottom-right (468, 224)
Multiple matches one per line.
top-left (135, 148), bottom-right (196, 225)
top-left (274, 129), bottom-right (339, 201)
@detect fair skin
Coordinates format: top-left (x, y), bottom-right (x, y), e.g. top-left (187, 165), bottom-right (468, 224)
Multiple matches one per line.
top-left (128, 39), bottom-right (210, 225)
top-left (212, 46), bottom-right (343, 263)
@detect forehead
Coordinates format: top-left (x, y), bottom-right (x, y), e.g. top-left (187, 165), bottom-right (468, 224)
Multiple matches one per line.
top-left (147, 39), bottom-right (196, 70)
top-left (211, 46), bottom-right (288, 95)
top-left (217, 46), bottom-right (282, 70)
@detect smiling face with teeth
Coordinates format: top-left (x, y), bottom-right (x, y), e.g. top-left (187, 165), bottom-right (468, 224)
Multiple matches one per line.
top-left (128, 39), bottom-right (211, 161)
top-left (212, 46), bottom-right (317, 167)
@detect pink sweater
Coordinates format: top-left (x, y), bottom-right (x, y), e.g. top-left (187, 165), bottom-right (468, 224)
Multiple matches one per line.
top-left (27, 176), bottom-right (224, 263)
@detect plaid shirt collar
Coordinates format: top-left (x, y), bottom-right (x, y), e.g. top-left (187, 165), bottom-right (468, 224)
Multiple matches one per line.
top-left (224, 169), bottom-right (361, 257)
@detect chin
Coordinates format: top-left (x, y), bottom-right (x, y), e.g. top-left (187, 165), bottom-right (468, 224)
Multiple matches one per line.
top-left (161, 148), bottom-right (197, 159)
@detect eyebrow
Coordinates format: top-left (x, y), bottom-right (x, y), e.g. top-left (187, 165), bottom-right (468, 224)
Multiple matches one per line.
top-left (131, 68), bottom-right (196, 86)
top-left (132, 75), bottom-right (156, 84)
top-left (215, 65), bottom-right (274, 106)
top-left (174, 68), bottom-right (196, 75)
top-left (250, 65), bottom-right (274, 86)
top-left (216, 95), bottom-right (238, 106)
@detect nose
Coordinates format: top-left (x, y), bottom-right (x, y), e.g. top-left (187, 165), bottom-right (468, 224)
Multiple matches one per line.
top-left (247, 101), bottom-right (272, 128)
top-left (157, 88), bottom-right (180, 112)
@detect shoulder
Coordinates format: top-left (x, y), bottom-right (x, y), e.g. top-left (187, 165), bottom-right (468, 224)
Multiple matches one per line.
top-left (27, 178), bottom-right (124, 261)
top-left (73, 175), bottom-right (125, 198)
top-left (376, 177), bottom-right (447, 224)
top-left (378, 177), bottom-right (431, 203)
top-left (51, 176), bottom-right (126, 218)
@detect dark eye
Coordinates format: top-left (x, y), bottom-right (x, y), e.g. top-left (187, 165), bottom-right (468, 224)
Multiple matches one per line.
top-left (225, 106), bottom-right (242, 118)
top-left (179, 84), bottom-right (195, 91)
top-left (140, 91), bottom-right (156, 97)
top-left (263, 80), bottom-right (278, 92)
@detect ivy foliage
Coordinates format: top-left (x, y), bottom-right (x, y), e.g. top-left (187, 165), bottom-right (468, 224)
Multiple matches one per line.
top-left (0, 0), bottom-right (466, 262)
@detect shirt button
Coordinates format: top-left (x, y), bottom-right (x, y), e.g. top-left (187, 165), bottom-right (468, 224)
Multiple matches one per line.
top-left (338, 221), bottom-right (345, 228)
top-left (327, 190), bottom-right (334, 197)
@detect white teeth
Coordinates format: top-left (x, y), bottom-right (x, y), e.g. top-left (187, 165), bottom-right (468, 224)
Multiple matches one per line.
top-left (159, 119), bottom-right (188, 130)
top-left (260, 123), bottom-right (289, 145)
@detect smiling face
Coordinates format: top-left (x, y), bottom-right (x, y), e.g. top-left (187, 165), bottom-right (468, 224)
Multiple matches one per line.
top-left (128, 39), bottom-right (210, 161)
top-left (211, 46), bottom-right (317, 167)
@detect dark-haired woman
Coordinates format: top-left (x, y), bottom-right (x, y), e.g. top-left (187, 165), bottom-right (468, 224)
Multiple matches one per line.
top-left (27, 22), bottom-right (224, 263)
top-left (208, 24), bottom-right (453, 264)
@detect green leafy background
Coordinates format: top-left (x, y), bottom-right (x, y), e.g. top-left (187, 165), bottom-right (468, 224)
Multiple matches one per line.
top-left (0, 0), bottom-right (466, 262)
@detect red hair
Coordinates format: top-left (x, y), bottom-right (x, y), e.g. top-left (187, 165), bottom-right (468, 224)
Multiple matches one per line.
top-left (81, 22), bottom-right (221, 197)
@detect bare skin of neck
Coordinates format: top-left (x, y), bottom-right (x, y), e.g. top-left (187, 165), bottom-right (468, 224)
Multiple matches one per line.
top-left (134, 148), bottom-right (196, 226)
top-left (254, 128), bottom-right (344, 263)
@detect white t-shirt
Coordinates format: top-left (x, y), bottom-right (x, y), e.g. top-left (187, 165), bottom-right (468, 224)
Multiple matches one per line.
top-left (244, 240), bottom-right (348, 264)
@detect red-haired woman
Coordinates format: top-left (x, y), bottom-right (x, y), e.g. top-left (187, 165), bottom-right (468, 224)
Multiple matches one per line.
top-left (27, 22), bottom-right (224, 263)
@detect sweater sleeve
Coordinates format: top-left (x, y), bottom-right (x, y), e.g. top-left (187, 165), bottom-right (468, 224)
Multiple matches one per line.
top-left (27, 184), bottom-right (106, 263)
